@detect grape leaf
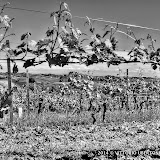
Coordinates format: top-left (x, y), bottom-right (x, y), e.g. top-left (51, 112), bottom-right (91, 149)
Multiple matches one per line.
top-left (151, 63), bottom-right (157, 70)
top-left (21, 32), bottom-right (31, 41)
top-left (12, 63), bottom-right (18, 74)
top-left (17, 42), bottom-right (26, 48)
top-left (23, 58), bottom-right (35, 68)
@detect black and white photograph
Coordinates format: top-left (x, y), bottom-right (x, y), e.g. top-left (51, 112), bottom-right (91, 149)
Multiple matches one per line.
top-left (1, 0), bottom-right (160, 159)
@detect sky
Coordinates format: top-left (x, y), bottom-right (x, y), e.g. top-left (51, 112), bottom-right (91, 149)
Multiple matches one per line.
top-left (1, 0), bottom-right (160, 77)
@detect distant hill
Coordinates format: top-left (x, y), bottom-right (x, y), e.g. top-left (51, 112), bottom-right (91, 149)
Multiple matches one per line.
top-left (1, 71), bottom-right (160, 91)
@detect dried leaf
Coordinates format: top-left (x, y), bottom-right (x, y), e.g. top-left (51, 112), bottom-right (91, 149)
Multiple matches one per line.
top-left (21, 32), bottom-right (31, 41)
top-left (46, 28), bottom-right (55, 37)
top-left (63, 2), bottom-right (70, 11)
top-left (85, 16), bottom-right (91, 26)
top-left (27, 48), bottom-right (33, 53)
top-left (14, 50), bottom-right (23, 56)
top-left (65, 18), bottom-right (73, 28)
top-left (96, 34), bottom-right (101, 39)
top-left (151, 63), bottom-right (157, 70)
top-left (102, 30), bottom-right (110, 38)
top-left (21, 48), bottom-right (26, 53)
top-left (62, 11), bottom-right (72, 19)
top-left (90, 27), bottom-right (95, 33)
top-left (80, 38), bottom-right (88, 43)
top-left (1, 40), bottom-right (10, 50)
top-left (50, 11), bottom-right (58, 17)
top-left (12, 63), bottom-right (18, 74)
top-left (17, 42), bottom-right (26, 48)
top-left (54, 15), bottom-right (57, 25)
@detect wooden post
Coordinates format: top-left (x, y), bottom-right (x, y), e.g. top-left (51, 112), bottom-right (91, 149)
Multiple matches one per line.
top-left (126, 69), bottom-right (129, 111)
top-left (34, 82), bottom-right (37, 112)
top-left (7, 58), bottom-right (13, 126)
top-left (26, 69), bottom-right (30, 115)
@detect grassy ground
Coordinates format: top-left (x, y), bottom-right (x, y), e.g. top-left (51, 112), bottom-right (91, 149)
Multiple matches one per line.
top-left (1, 74), bottom-right (160, 159)
top-left (0, 109), bottom-right (160, 159)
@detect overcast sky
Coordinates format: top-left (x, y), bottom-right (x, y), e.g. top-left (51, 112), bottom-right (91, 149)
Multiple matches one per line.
top-left (0, 0), bottom-right (160, 77)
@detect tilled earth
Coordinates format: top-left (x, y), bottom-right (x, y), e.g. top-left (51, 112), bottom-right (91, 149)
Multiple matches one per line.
top-left (0, 121), bottom-right (160, 159)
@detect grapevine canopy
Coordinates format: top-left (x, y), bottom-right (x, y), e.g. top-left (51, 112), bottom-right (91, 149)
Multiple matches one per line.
top-left (0, 2), bottom-right (160, 73)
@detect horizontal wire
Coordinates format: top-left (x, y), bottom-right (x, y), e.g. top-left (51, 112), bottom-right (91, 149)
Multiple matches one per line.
top-left (0, 6), bottom-right (50, 14)
top-left (0, 49), bottom-right (131, 61)
top-left (74, 16), bottom-right (160, 32)
top-left (0, 5), bottom-right (158, 63)
top-left (0, 5), bottom-right (159, 32)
